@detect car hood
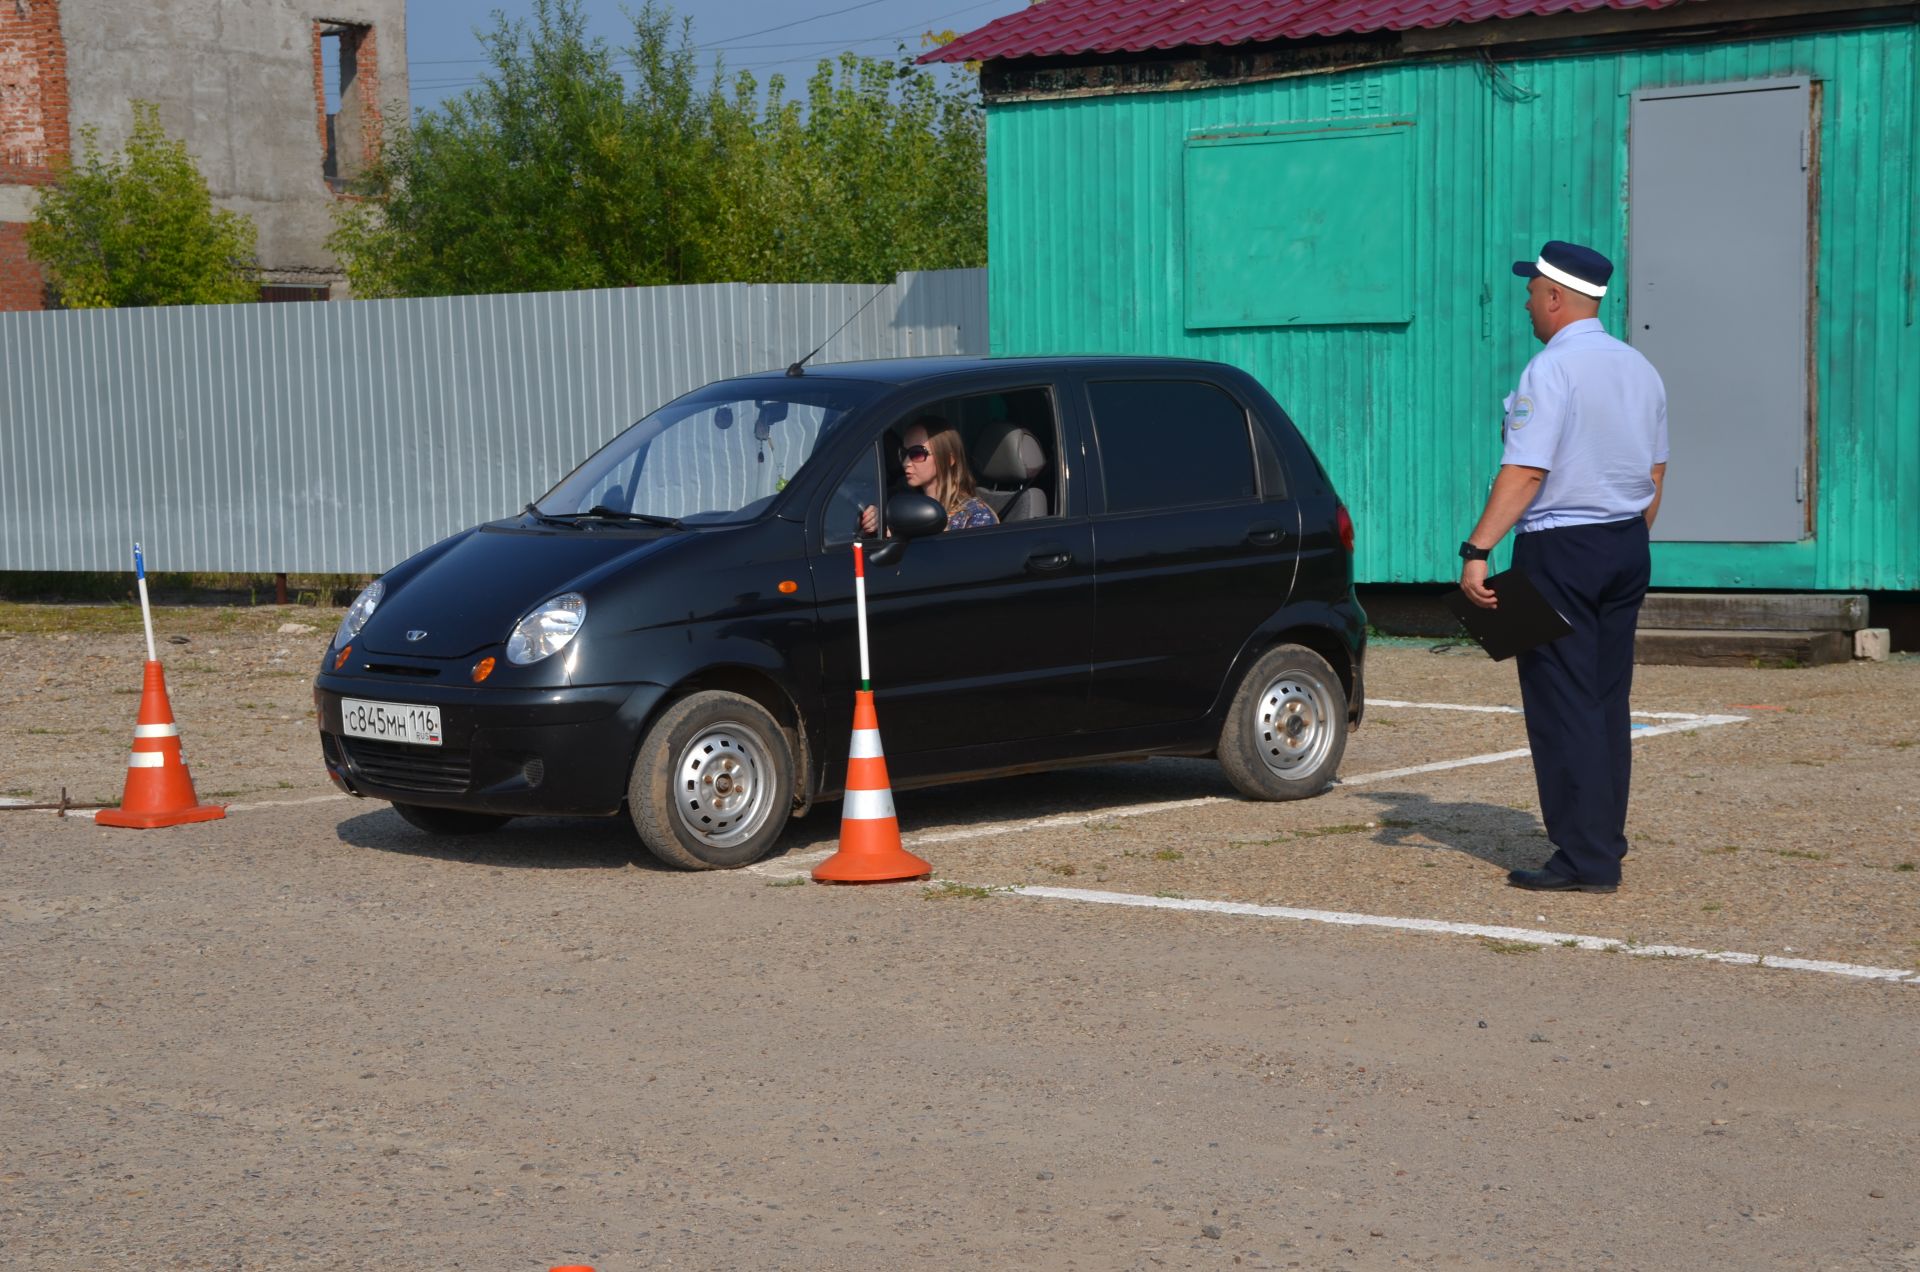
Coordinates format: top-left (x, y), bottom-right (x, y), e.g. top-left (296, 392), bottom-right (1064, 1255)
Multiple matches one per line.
top-left (359, 524), bottom-right (679, 658)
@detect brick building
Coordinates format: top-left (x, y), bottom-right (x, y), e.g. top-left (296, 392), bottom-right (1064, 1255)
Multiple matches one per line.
top-left (0, 0), bottom-right (408, 310)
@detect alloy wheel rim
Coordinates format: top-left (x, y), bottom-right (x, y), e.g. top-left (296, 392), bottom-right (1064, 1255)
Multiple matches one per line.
top-left (674, 721), bottom-right (775, 849)
top-left (1253, 671), bottom-right (1335, 779)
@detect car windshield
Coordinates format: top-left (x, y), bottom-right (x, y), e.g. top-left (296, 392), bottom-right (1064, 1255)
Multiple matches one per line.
top-left (534, 379), bottom-right (881, 525)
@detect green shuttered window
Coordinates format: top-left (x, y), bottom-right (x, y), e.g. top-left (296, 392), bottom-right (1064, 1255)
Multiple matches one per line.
top-left (1183, 121), bottom-right (1415, 329)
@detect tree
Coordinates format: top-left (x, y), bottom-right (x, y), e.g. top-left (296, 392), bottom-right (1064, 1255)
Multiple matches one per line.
top-left (749, 52), bottom-right (985, 284)
top-left (329, 0), bottom-right (985, 297)
top-left (329, 0), bottom-right (665, 296)
top-left (25, 102), bottom-right (259, 308)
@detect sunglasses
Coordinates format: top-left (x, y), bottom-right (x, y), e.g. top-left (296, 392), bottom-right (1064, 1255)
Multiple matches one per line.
top-left (902, 444), bottom-right (933, 462)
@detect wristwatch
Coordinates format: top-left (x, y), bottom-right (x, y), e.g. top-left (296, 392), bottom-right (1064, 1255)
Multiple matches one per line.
top-left (1458, 541), bottom-right (1491, 562)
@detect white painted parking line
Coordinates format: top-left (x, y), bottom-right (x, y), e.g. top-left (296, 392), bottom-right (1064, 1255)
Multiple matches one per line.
top-left (40, 700), bottom-right (1748, 837)
top-left (745, 701), bottom-right (1748, 875)
top-left (1370, 699), bottom-right (1728, 722)
top-left (748, 849), bottom-right (834, 877)
top-left (1339, 712), bottom-right (1745, 788)
top-left (747, 798), bottom-right (1234, 877)
top-left (222, 793), bottom-right (356, 814)
top-left (1617, 714), bottom-right (1748, 737)
top-left (57, 792), bottom-right (354, 821)
top-left (1333, 747), bottom-right (1538, 787)
top-left (1011, 886), bottom-right (1919, 986)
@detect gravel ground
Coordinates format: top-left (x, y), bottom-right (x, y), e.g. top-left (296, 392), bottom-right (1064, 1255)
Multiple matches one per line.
top-left (2, 604), bottom-right (1916, 1270)
top-left (3, 605), bottom-right (1916, 971)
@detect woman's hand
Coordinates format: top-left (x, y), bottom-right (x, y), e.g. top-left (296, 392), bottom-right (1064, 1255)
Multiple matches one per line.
top-left (859, 504), bottom-right (879, 537)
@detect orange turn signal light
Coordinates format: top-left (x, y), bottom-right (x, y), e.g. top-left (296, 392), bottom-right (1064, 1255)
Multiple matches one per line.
top-left (778, 580), bottom-right (799, 594)
top-left (470, 656), bottom-right (496, 684)
top-left (333, 644), bottom-right (352, 670)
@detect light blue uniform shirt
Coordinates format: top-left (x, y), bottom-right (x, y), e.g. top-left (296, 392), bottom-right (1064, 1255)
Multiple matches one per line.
top-left (1502, 317), bottom-right (1669, 533)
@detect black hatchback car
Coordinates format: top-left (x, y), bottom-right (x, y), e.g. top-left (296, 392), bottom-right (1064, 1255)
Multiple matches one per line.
top-left (314, 356), bottom-right (1365, 868)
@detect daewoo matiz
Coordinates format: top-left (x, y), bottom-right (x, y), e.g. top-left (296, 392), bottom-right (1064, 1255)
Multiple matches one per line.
top-left (314, 356), bottom-right (1366, 868)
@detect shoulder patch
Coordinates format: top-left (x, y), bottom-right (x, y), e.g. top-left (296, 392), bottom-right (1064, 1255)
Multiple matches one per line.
top-left (1508, 396), bottom-right (1534, 429)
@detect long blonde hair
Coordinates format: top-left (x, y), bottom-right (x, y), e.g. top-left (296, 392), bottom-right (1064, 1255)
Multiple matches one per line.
top-left (912, 415), bottom-right (978, 517)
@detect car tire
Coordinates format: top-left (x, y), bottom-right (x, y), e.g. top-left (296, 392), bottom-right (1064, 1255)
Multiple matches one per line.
top-left (391, 802), bottom-right (513, 835)
top-left (1218, 644), bottom-right (1348, 800)
top-left (628, 690), bottom-right (795, 870)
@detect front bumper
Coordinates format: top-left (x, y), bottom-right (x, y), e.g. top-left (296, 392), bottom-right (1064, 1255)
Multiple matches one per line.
top-left (313, 673), bottom-right (668, 817)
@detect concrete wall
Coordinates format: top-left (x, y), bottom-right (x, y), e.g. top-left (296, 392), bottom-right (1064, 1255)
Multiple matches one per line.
top-left (0, 0), bottom-right (408, 308)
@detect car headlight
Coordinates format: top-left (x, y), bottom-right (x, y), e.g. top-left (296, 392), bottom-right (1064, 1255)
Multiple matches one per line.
top-left (333, 579), bottom-right (384, 648)
top-left (507, 592), bottom-right (586, 665)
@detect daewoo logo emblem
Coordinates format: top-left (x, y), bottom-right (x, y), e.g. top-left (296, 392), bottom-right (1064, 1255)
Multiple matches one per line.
top-left (406, 630), bottom-right (428, 642)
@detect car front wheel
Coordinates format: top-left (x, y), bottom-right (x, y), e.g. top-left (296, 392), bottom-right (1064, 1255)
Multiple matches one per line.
top-left (1218, 644), bottom-right (1348, 800)
top-left (628, 690), bottom-right (796, 869)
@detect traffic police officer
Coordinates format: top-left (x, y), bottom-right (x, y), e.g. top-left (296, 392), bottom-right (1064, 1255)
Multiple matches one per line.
top-left (1459, 240), bottom-right (1669, 893)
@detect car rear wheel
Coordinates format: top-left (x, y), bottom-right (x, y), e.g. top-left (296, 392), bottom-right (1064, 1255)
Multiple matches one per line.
top-left (391, 802), bottom-right (513, 835)
top-left (628, 690), bottom-right (795, 870)
top-left (1218, 644), bottom-right (1348, 800)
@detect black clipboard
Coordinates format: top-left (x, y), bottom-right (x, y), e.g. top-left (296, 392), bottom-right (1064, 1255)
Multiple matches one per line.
top-left (1444, 568), bottom-right (1573, 661)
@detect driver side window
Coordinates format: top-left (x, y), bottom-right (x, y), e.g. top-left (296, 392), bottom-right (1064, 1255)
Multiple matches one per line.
top-left (824, 444), bottom-right (884, 547)
top-left (918, 387), bottom-right (1060, 527)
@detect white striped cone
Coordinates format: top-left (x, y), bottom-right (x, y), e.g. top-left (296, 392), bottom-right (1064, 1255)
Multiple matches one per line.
top-left (812, 690), bottom-right (928, 883)
top-left (96, 661), bottom-right (225, 829)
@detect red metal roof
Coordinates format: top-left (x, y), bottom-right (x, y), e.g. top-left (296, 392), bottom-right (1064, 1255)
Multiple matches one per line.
top-left (920, 0), bottom-right (1701, 63)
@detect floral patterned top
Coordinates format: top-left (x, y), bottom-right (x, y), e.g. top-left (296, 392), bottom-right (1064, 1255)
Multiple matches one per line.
top-left (949, 497), bottom-right (999, 531)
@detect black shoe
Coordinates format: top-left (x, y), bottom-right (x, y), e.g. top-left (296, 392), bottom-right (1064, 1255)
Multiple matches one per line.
top-left (1507, 868), bottom-right (1617, 894)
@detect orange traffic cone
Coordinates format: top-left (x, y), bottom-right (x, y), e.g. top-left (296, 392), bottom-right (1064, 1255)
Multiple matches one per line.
top-left (812, 689), bottom-right (930, 883)
top-left (95, 661), bottom-right (226, 829)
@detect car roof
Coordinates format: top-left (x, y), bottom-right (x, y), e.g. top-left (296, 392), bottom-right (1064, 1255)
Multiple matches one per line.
top-left (734, 353), bottom-right (1241, 388)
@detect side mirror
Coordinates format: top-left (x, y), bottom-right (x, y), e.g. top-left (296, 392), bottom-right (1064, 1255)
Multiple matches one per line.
top-left (886, 492), bottom-right (946, 540)
top-left (865, 492), bottom-right (945, 568)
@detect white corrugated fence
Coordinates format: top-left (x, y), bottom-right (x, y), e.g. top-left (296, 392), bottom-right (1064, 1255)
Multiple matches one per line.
top-left (0, 268), bottom-right (986, 573)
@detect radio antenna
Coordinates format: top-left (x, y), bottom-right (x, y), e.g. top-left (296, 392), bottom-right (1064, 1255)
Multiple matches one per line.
top-left (787, 281), bottom-right (892, 377)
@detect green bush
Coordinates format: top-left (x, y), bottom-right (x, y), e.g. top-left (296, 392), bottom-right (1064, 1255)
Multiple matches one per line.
top-left (26, 102), bottom-right (259, 308)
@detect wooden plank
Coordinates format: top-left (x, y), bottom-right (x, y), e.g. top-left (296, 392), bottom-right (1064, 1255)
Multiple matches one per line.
top-left (1633, 627), bottom-right (1854, 667)
top-left (1638, 592), bottom-right (1868, 632)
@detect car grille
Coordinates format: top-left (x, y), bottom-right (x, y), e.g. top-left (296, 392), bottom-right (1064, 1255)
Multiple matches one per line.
top-left (340, 737), bottom-right (471, 793)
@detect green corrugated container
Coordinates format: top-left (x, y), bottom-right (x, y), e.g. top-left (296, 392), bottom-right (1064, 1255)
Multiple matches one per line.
top-left (984, 21), bottom-right (1920, 590)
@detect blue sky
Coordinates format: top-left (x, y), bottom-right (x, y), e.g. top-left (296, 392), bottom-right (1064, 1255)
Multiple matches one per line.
top-left (401, 0), bottom-right (1029, 114)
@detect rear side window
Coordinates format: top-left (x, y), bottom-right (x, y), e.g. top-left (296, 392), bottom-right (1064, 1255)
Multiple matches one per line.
top-left (1088, 380), bottom-right (1257, 514)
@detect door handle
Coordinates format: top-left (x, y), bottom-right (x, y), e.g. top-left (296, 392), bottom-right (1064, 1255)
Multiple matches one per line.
top-left (1025, 545), bottom-right (1073, 573)
top-left (1247, 522), bottom-right (1284, 547)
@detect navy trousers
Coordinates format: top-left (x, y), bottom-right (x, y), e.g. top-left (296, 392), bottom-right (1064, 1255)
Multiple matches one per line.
top-left (1511, 517), bottom-right (1651, 886)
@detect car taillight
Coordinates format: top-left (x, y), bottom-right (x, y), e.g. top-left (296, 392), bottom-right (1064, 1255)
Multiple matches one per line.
top-left (1336, 504), bottom-right (1355, 556)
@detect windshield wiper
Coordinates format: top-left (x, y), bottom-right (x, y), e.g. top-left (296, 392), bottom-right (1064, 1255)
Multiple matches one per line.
top-left (577, 505), bottom-right (686, 530)
top-left (525, 501), bottom-right (686, 530)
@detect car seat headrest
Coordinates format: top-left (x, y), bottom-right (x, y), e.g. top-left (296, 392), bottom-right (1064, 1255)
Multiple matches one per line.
top-left (972, 421), bottom-right (1044, 485)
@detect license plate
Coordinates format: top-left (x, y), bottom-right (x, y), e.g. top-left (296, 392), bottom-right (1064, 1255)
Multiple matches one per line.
top-left (341, 698), bottom-right (443, 747)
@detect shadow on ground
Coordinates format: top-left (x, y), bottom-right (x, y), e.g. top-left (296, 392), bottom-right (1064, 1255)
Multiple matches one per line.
top-left (1359, 789), bottom-right (1551, 869)
top-left (336, 808), bottom-right (668, 870)
top-left (336, 758), bottom-right (1244, 872)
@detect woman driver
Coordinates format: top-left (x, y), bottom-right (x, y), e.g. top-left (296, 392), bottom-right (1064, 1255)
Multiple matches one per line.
top-left (860, 416), bottom-right (999, 535)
